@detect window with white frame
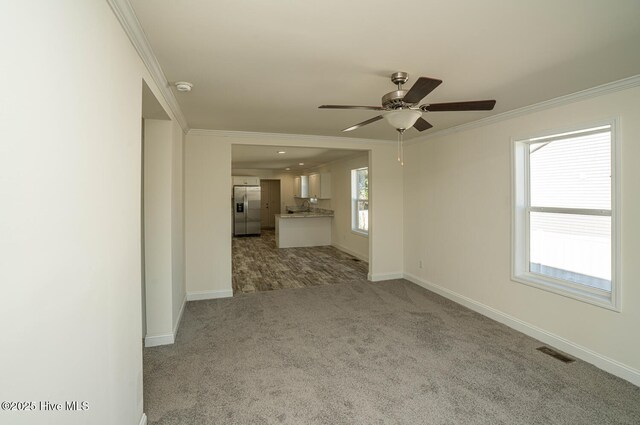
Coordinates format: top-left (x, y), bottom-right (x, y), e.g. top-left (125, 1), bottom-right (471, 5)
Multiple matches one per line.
top-left (351, 167), bottom-right (368, 235)
top-left (512, 122), bottom-right (619, 309)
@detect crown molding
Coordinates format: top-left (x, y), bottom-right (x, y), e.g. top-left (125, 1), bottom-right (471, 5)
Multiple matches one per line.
top-left (107, 0), bottom-right (189, 132)
top-left (187, 128), bottom-right (394, 145)
top-left (406, 74), bottom-right (640, 145)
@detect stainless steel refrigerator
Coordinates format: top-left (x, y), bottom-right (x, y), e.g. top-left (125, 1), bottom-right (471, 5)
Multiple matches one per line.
top-left (233, 185), bottom-right (261, 236)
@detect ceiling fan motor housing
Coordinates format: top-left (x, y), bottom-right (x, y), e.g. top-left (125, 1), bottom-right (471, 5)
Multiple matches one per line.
top-left (382, 90), bottom-right (409, 109)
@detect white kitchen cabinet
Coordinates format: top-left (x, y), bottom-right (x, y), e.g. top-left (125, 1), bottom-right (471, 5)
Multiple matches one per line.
top-left (308, 174), bottom-right (319, 199)
top-left (233, 176), bottom-right (260, 185)
top-left (307, 173), bottom-right (331, 199)
top-left (293, 175), bottom-right (308, 198)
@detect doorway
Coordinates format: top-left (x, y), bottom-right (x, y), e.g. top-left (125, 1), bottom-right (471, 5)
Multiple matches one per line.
top-left (141, 80), bottom-right (170, 340)
top-left (230, 144), bottom-right (372, 295)
top-left (260, 179), bottom-right (281, 229)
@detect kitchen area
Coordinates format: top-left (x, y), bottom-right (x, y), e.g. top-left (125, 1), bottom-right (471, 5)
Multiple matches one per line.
top-left (231, 144), bottom-right (370, 294)
top-left (276, 173), bottom-right (334, 248)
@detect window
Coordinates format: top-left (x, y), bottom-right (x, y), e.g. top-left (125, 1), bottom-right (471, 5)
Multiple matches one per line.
top-left (512, 122), bottom-right (619, 310)
top-left (351, 167), bottom-right (368, 235)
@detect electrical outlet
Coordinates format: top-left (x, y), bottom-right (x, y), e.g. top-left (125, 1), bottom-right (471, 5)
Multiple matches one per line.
top-left (418, 260), bottom-right (423, 269)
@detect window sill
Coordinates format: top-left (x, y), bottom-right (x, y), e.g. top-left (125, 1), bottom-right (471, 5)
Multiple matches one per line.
top-left (511, 272), bottom-right (619, 312)
top-left (351, 229), bottom-right (368, 238)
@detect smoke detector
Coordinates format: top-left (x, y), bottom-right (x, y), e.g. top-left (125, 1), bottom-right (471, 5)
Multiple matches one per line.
top-left (174, 82), bottom-right (193, 92)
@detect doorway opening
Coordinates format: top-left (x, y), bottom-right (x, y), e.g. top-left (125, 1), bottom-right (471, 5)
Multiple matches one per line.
top-left (260, 179), bottom-right (281, 229)
top-left (141, 80), bottom-right (171, 340)
top-left (231, 144), bottom-right (371, 295)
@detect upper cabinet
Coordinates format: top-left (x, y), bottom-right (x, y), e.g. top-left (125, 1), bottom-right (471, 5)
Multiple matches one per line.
top-left (294, 175), bottom-right (309, 198)
top-left (308, 174), bottom-right (319, 198)
top-left (233, 176), bottom-right (260, 186)
top-left (308, 173), bottom-right (331, 199)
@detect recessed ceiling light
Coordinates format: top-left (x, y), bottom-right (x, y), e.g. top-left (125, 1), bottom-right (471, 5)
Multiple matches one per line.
top-left (299, 162), bottom-right (304, 166)
top-left (277, 151), bottom-right (286, 154)
top-left (285, 167), bottom-right (291, 171)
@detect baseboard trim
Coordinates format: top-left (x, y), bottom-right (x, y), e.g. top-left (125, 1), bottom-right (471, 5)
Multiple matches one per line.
top-left (368, 272), bottom-right (404, 282)
top-left (144, 333), bottom-right (174, 348)
top-left (139, 413), bottom-right (147, 425)
top-left (187, 289), bottom-right (234, 301)
top-left (403, 272), bottom-right (640, 387)
top-left (144, 295), bottom-right (186, 348)
top-left (173, 294), bottom-right (187, 337)
top-left (332, 243), bottom-right (369, 262)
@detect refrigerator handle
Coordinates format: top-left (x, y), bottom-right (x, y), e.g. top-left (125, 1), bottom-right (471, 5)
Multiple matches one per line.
top-left (244, 194), bottom-right (248, 217)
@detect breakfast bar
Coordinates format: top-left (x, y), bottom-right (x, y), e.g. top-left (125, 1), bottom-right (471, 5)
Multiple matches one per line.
top-left (275, 212), bottom-right (334, 248)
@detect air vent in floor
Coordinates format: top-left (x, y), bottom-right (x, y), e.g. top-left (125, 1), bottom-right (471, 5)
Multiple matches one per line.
top-left (537, 346), bottom-right (575, 363)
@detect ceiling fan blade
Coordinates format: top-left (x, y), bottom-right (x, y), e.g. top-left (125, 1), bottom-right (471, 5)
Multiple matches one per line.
top-left (342, 115), bottom-right (383, 132)
top-left (413, 117), bottom-right (433, 132)
top-left (424, 100), bottom-right (496, 112)
top-left (319, 105), bottom-right (384, 111)
top-left (402, 77), bottom-right (443, 105)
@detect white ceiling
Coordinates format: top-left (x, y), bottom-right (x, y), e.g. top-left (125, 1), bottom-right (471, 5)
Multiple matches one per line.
top-left (232, 145), bottom-right (364, 170)
top-left (130, 0), bottom-right (640, 140)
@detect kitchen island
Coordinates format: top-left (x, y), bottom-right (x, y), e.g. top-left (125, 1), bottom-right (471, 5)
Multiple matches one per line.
top-left (275, 212), bottom-right (334, 248)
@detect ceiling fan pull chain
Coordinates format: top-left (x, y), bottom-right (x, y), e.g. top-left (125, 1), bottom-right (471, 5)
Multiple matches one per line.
top-left (396, 129), bottom-right (405, 166)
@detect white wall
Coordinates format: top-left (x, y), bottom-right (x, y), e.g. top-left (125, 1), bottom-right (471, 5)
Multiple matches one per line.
top-left (144, 120), bottom-right (173, 339)
top-left (185, 138), bottom-right (233, 297)
top-left (403, 85), bottom-right (640, 384)
top-left (143, 119), bottom-right (185, 346)
top-left (185, 131), bottom-right (403, 298)
top-left (0, 2), bottom-right (183, 424)
top-left (309, 154), bottom-right (370, 261)
top-left (171, 122), bottom-right (186, 333)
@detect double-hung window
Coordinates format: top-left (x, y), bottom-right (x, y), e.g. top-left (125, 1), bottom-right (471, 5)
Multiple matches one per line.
top-left (512, 122), bottom-right (619, 310)
top-left (351, 167), bottom-right (368, 235)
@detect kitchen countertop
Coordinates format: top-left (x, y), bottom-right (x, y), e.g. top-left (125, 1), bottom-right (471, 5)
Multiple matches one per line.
top-left (276, 212), bottom-right (334, 219)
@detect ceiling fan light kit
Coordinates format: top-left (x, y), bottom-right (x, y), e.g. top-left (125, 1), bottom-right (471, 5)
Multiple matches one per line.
top-left (319, 72), bottom-right (496, 165)
top-left (383, 109), bottom-right (422, 130)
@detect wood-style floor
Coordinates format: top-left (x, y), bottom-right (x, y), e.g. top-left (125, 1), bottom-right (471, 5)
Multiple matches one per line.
top-left (232, 230), bottom-right (368, 294)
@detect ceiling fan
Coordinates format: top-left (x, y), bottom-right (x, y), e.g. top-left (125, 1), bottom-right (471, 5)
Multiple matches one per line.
top-left (319, 72), bottom-right (496, 165)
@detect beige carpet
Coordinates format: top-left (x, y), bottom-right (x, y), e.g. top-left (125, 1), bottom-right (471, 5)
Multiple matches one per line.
top-left (144, 280), bottom-right (640, 424)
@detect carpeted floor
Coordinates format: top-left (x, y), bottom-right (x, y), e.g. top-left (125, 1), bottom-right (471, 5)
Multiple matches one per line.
top-left (144, 280), bottom-right (640, 425)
